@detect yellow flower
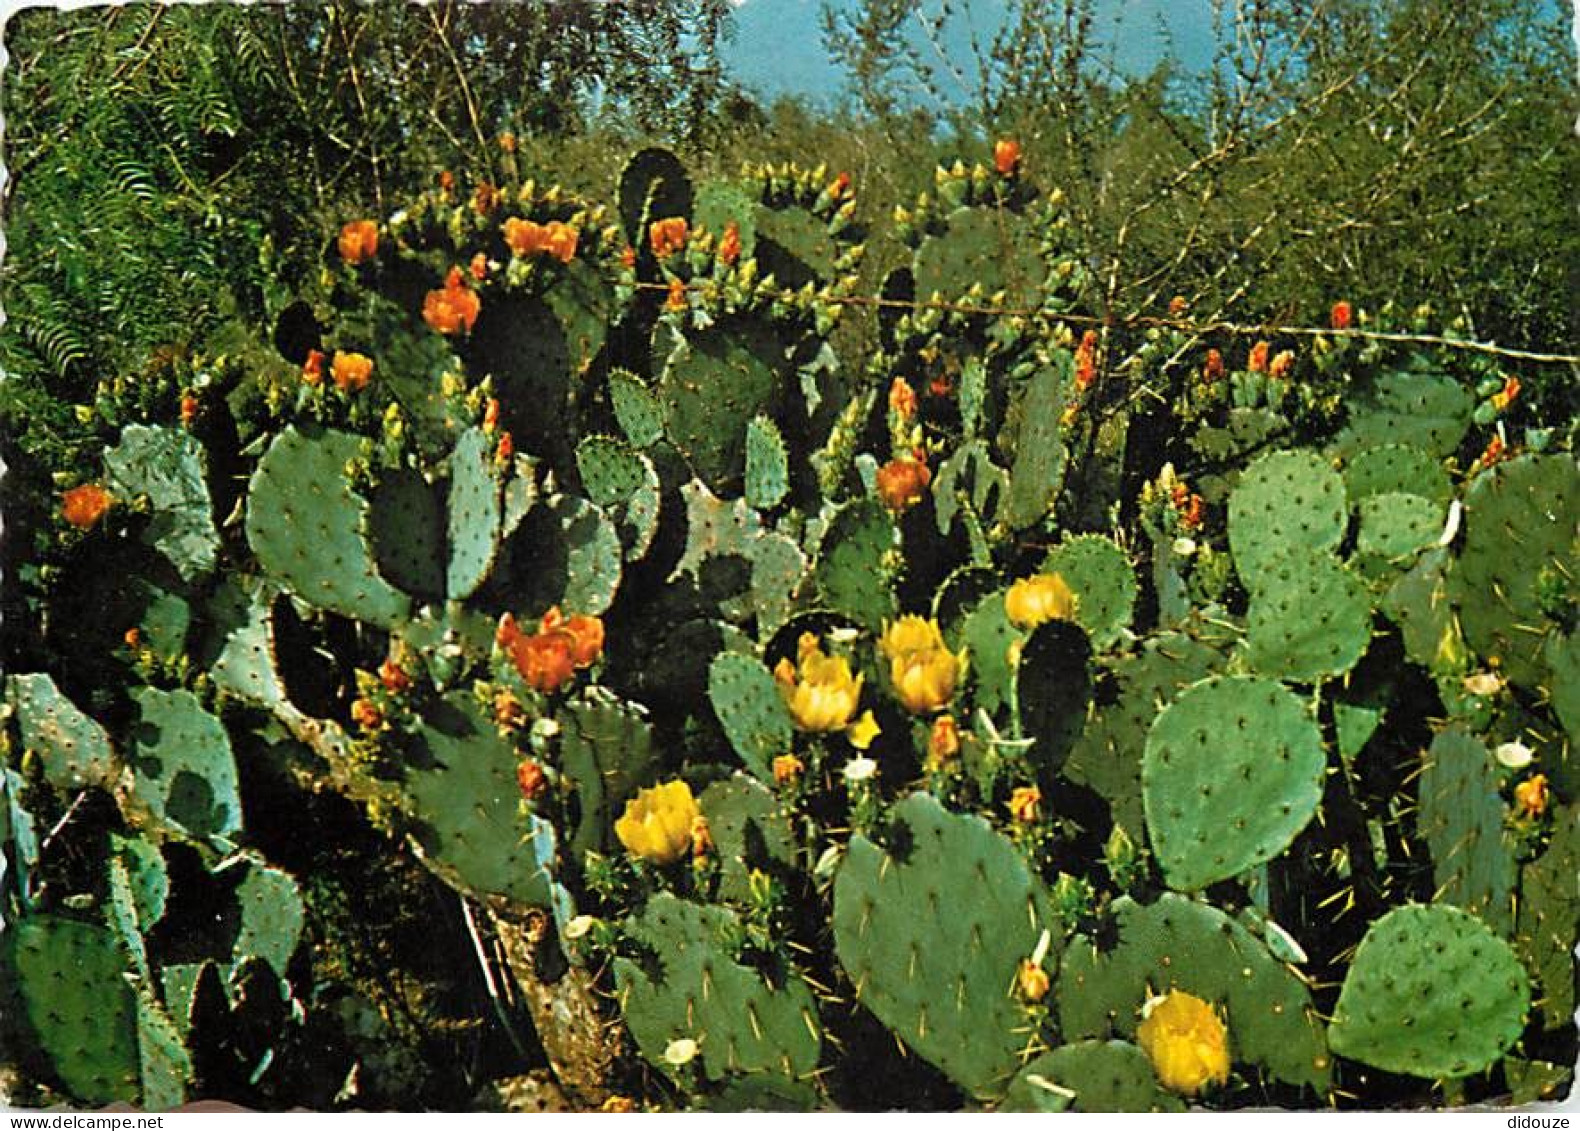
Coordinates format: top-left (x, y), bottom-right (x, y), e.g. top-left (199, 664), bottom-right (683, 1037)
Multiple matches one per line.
top-left (772, 753), bottom-right (805, 785)
top-left (1005, 573), bottom-right (1077, 630)
top-left (1017, 959), bottom-right (1050, 1003)
top-left (615, 781), bottom-right (700, 865)
top-left (775, 634), bottom-right (864, 733)
top-left (880, 616), bottom-right (962, 715)
top-left (1007, 785), bottom-right (1042, 824)
top-left (1136, 991), bottom-right (1231, 1097)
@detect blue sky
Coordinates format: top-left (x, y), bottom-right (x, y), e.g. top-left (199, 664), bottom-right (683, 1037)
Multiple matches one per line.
top-left (722, 0), bottom-right (1222, 103)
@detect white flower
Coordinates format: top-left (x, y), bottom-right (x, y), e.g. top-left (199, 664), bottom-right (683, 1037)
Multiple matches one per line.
top-left (563, 915), bottom-right (596, 940)
top-left (842, 756), bottom-right (878, 784)
top-left (1171, 536), bottom-right (1198, 557)
top-left (1495, 741), bottom-right (1534, 770)
top-left (1462, 672), bottom-right (1504, 697)
top-left (663, 1038), bottom-right (699, 1067)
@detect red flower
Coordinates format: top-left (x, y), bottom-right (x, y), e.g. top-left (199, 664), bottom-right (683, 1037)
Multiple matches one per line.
top-left (379, 659), bottom-right (412, 694)
top-left (1330, 301), bottom-right (1352, 331)
top-left (514, 630), bottom-right (576, 693)
top-left (180, 394), bottom-right (198, 426)
top-left (1074, 329), bottom-right (1099, 390)
top-left (516, 759), bottom-right (548, 802)
top-left (302, 349), bottom-right (326, 387)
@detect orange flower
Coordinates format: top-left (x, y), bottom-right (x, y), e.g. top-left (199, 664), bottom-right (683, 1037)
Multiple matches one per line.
top-left (483, 398), bottom-right (501, 433)
top-left (1330, 300), bottom-right (1352, 331)
top-left (1480, 434), bottom-right (1507, 467)
top-left (338, 219), bottom-right (379, 265)
top-left (379, 658), bottom-right (412, 694)
top-left (543, 221), bottom-right (579, 264)
top-left (665, 277), bottom-right (688, 313)
top-left (994, 139), bottom-right (1021, 177)
top-left (876, 457), bottom-right (931, 513)
top-left (513, 630), bottom-right (577, 693)
top-left (516, 758), bottom-right (548, 801)
top-left (495, 431), bottom-right (514, 464)
top-left (123, 627), bottom-right (141, 649)
top-left (540, 606), bottom-right (604, 669)
top-left (620, 246), bottom-right (637, 271)
top-left (649, 216), bottom-right (689, 259)
top-left (350, 698), bottom-right (383, 731)
top-left (1203, 348), bottom-right (1224, 382)
top-left (470, 252), bottom-right (489, 281)
top-left (827, 171), bottom-right (853, 201)
top-left (1075, 329), bottom-right (1099, 390)
top-left (1269, 350), bottom-right (1295, 379)
top-left (332, 351), bottom-right (374, 393)
top-left (504, 218), bottom-right (579, 264)
top-left (718, 220), bottom-right (742, 267)
top-left (1513, 774), bottom-right (1548, 820)
top-left (927, 715), bottom-right (961, 769)
top-left (1007, 785), bottom-right (1042, 823)
top-left (1491, 376), bottom-right (1520, 412)
top-left (1168, 295), bottom-right (1188, 317)
top-left (62, 483), bottom-right (112, 530)
top-left (180, 394), bottom-right (198, 426)
top-left (1248, 341), bottom-right (1270, 374)
top-left (496, 612), bottom-right (524, 652)
top-left (473, 182), bottom-right (500, 217)
top-left (888, 377), bottom-right (918, 421)
top-left (439, 170), bottom-right (455, 194)
top-left (773, 753), bottom-right (805, 785)
top-left (423, 267), bottom-right (481, 335)
top-left (302, 348), bottom-right (326, 386)
top-left (1180, 493), bottom-right (1204, 531)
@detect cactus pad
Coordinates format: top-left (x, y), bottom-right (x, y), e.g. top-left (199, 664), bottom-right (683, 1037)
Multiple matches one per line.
top-left (699, 774), bottom-right (796, 905)
top-left (1354, 492), bottom-right (1444, 563)
top-left (229, 858), bottom-right (306, 979)
top-left (576, 435), bottom-right (662, 563)
top-left (744, 415), bottom-right (790, 510)
top-left (367, 469), bottom-right (447, 602)
top-left (1227, 450), bottom-right (1347, 586)
top-left (1001, 1040), bottom-right (1185, 1112)
top-left (1515, 803), bottom-right (1578, 1031)
top-left (1331, 366), bottom-right (1475, 459)
top-left (708, 652), bottom-right (795, 782)
top-left (558, 695), bottom-right (656, 858)
top-left (104, 423), bottom-right (220, 582)
top-left (245, 426), bottom-right (410, 628)
top-left (912, 207), bottom-right (1044, 307)
top-left (814, 499), bottom-right (899, 630)
top-left (446, 425), bottom-right (503, 600)
top-left (1003, 358), bottom-right (1070, 530)
top-left (1418, 730), bottom-right (1516, 934)
top-left (608, 368), bottom-right (665, 449)
top-left (656, 323), bottom-right (787, 490)
top-left (960, 591), bottom-right (1017, 718)
top-left (1328, 903), bottom-right (1529, 1078)
top-left (1243, 553), bottom-right (1372, 682)
top-left (128, 686), bottom-right (243, 842)
top-left (833, 791), bottom-right (1057, 1100)
top-left (619, 146), bottom-right (692, 247)
top-left (1057, 894), bottom-right (1330, 1092)
top-left (7, 673), bottom-right (115, 791)
top-left (614, 893), bottom-right (821, 1083)
top-left (1142, 676), bottom-right (1326, 892)
top-left (1041, 534), bottom-right (1137, 651)
top-left (1342, 444), bottom-right (1451, 505)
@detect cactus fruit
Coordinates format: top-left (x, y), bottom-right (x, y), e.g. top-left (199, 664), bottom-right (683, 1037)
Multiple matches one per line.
top-left (1141, 676), bottom-right (1326, 892)
top-left (1057, 894), bottom-right (1330, 1092)
top-left (7, 672), bottom-right (116, 791)
top-left (1242, 553), bottom-right (1372, 681)
top-left (1417, 730), bottom-right (1516, 934)
top-left (614, 893), bottom-right (821, 1083)
top-left (128, 686), bottom-right (243, 843)
top-left (832, 791), bottom-right (1057, 1100)
top-left (245, 426), bottom-right (410, 628)
top-left (1001, 1040), bottom-right (1185, 1112)
top-left (1328, 903), bottom-right (1529, 1078)
top-left (104, 423), bottom-right (220, 583)
top-left (1228, 449), bottom-right (1348, 587)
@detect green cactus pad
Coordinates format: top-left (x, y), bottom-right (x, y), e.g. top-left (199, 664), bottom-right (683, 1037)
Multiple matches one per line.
top-left (1381, 547), bottom-right (1460, 674)
top-left (1449, 454), bottom-right (1580, 687)
top-left (708, 653), bottom-right (795, 782)
top-left (128, 687), bottom-right (243, 842)
top-left (749, 533), bottom-right (807, 638)
top-left (1328, 903), bottom-right (1529, 1078)
top-left (1331, 366), bottom-right (1475, 459)
top-left (744, 415), bottom-right (790, 510)
top-left (7, 672), bottom-right (115, 790)
top-left (608, 368), bottom-right (665, 449)
top-left (1354, 492), bottom-right (1445, 562)
top-left (1228, 449), bottom-right (1348, 587)
top-left (932, 439), bottom-right (1007, 540)
top-left (1057, 894), bottom-right (1330, 1092)
top-left (228, 858), bottom-right (306, 979)
top-left (931, 565), bottom-right (999, 644)
top-left (1547, 631), bottom-right (1580, 756)
top-left (1189, 408), bottom-right (1290, 477)
top-left (705, 1074), bottom-right (822, 1112)
top-left (104, 423), bottom-right (220, 582)
top-left (699, 774), bottom-right (796, 905)
top-left (833, 791), bottom-right (1057, 1100)
top-left (1002, 357), bottom-right (1070, 530)
top-left (543, 257), bottom-right (615, 376)
top-left (245, 426), bottom-right (410, 628)
top-left (447, 425), bottom-right (503, 600)
top-left (558, 695), bottom-right (656, 859)
top-left (912, 207), bottom-right (1044, 307)
top-left (1343, 444), bottom-right (1452, 505)
top-left (1041, 534), bottom-right (1138, 651)
top-left (693, 181), bottom-right (758, 258)
top-left (5, 915), bottom-right (141, 1105)
top-left (1515, 804), bottom-right (1578, 1031)
top-left (1503, 1060), bottom-right (1574, 1106)
top-left (402, 693), bottom-right (556, 907)
top-left (106, 853), bottom-right (152, 984)
top-left (575, 435), bottom-right (662, 562)
top-left (656, 323), bottom-right (787, 490)
top-left (1001, 1040), bottom-right (1185, 1113)
top-left (206, 581), bottom-right (294, 714)
top-left (1065, 630), bottom-right (1221, 838)
top-left (755, 204), bottom-right (839, 286)
top-left (109, 833), bottom-right (169, 929)
top-left (619, 146), bottom-right (692, 247)
top-left (1418, 730), bottom-right (1516, 934)
top-left (367, 468), bottom-right (447, 602)
top-left (814, 499), bottom-right (899, 631)
top-left (136, 994), bottom-right (192, 1111)
top-left (961, 592), bottom-right (1017, 718)
top-left (614, 893), bottom-right (821, 1083)
top-left (1142, 676), bottom-right (1326, 892)
top-left (1243, 553), bottom-right (1372, 682)
top-left (558, 495), bottom-right (623, 616)
top-left (674, 478), bottom-right (763, 580)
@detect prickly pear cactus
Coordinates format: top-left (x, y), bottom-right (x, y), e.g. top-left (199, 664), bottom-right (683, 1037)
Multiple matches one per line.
top-left (1001, 1041), bottom-right (1185, 1112)
top-left (6, 673), bottom-right (115, 790)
